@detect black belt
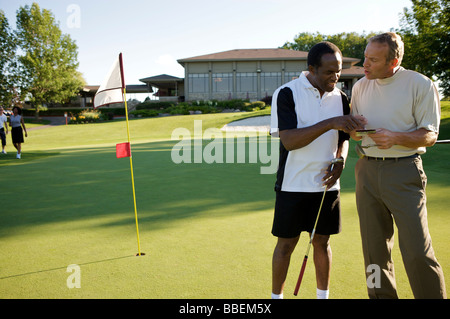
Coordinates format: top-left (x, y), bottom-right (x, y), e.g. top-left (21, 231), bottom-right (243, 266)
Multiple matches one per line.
top-left (365, 154), bottom-right (419, 161)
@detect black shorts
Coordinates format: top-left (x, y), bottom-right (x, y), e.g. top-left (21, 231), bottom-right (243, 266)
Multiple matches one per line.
top-left (272, 190), bottom-right (341, 238)
top-left (11, 126), bottom-right (24, 144)
top-left (0, 128), bottom-right (6, 146)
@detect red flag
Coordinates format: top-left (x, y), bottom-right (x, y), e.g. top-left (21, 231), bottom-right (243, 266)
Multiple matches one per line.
top-left (116, 142), bottom-right (131, 158)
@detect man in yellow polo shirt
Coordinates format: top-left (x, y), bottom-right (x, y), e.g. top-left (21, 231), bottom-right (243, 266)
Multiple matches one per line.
top-left (351, 32), bottom-right (446, 299)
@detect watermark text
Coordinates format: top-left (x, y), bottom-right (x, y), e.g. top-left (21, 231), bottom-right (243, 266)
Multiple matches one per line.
top-left (171, 120), bottom-right (278, 174)
top-left (366, 264), bottom-right (381, 289)
top-left (66, 264), bottom-right (81, 288)
top-left (66, 4), bottom-right (81, 29)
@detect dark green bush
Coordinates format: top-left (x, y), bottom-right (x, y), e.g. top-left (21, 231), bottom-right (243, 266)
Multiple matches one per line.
top-left (129, 109), bottom-right (160, 117)
top-left (167, 104), bottom-right (190, 115)
top-left (22, 98), bottom-right (265, 119)
top-left (135, 101), bottom-right (175, 110)
top-left (22, 107), bottom-right (126, 116)
top-left (250, 101), bottom-right (266, 110)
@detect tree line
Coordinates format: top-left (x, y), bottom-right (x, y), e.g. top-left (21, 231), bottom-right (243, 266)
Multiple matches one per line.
top-left (282, 0), bottom-right (449, 97)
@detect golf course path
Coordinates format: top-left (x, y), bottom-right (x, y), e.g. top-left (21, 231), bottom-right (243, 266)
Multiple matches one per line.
top-left (26, 116), bottom-right (66, 131)
top-left (221, 115), bottom-right (270, 132)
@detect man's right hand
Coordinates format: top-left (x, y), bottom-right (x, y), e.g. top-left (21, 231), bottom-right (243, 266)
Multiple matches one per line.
top-left (333, 115), bottom-right (367, 133)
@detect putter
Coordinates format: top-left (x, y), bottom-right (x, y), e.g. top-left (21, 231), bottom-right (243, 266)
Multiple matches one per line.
top-left (355, 143), bottom-right (366, 159)
top-left (293, 158), bottom-right (344, 296)
top-left (355, 143), bottom-right (382, 159)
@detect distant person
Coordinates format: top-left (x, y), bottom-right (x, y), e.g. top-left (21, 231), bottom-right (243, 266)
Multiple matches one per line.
top-left (9, 106), bottom-right (27, 159)
top-left (0, 106), bottom-right (8, 154)
top-left (350, 32), bottom-right (446, 298)
top-left (270, 42), bottom-right (366, 299)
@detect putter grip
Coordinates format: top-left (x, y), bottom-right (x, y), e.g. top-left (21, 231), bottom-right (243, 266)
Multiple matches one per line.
top-left (293, 256), bottom-right (308, 296)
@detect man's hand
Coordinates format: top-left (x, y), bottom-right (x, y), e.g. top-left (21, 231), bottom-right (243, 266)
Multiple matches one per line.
top-left (322, 159), bottom-right (344, 189)
top-left (279, 115), bottom-right (366, 151)
top-left (368, 128), bottom-right (396, 149)
top-left (333, 115), bottom-right (367, 134)
top-left (368, 128), bottom-right (437, 149)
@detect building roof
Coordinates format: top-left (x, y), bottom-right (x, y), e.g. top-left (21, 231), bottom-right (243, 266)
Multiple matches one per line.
top-left (81, 84), bottom-right (152, 95)
top-left (178, 48), bottom-right (360, 65)
top-left (139, 74), bottom-right (183, 83)
top-left (178, 49), bottom-right (307, 63)
top-left (139, 74), bottom-right (183, 90)
top-left (340, 66), bottom-right (365, 77)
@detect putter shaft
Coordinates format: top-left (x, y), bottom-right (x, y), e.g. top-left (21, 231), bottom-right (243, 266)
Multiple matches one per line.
top-left (293, 159), bottom-right (342, 296)
top-left (293, 187), bottom-right (327, 296)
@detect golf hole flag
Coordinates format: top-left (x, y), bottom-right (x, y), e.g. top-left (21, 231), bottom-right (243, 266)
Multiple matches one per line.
top-left (93, 53), bottom-right (144, 256)
top-left (93, 55), bottom-right (124, 109)
top-left (116, 142), bottom-right (131, 158)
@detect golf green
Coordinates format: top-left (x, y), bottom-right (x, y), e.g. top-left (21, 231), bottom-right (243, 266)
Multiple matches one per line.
top-left (0, 110), bottom-right (448, 299)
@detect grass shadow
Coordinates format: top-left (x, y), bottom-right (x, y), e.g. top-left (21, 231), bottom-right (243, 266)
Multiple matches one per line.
top-left (0, 138), bottom-right (276, 237)
top-left (0, 254), bottom-right (139, 280)
top-left (0, 150), bottom-right (61, 167)
top-left (1, 130), bottom-right (449, 236)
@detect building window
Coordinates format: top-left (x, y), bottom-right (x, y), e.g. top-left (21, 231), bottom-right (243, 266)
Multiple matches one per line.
top-left (261, 72), bottom-right (281, 94)
top-left (284, 72), bottom-right (299, 83)
top-left (236, 72), bottom-right (257, 93)
top-left (212, 73), bottom-right (232, 92)
top-left (188, 74), bottom-right (209, 93)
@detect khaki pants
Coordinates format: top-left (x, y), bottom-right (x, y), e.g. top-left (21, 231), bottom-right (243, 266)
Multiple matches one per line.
top-left (355, 155), bottom-right (446, 299)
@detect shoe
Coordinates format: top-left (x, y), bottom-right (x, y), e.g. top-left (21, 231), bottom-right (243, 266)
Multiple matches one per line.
top-left (1, 150), bottom-right (5, 154)
top-left (16, 153), bottom-right (21, 159)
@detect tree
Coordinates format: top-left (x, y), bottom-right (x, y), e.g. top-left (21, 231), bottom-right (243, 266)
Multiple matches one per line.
top-left (397, 0), bottom-right (450, 97)
top-left (15, 2), bottom-right (85, 115)
top-left (281, 31), bottom-right (377, 66)
top-left (0, 10), bottom-right (19, 108)
top-left (325, 32), bottom-right (377, 65)
top-left (282, 32), bottom-right (326, 52)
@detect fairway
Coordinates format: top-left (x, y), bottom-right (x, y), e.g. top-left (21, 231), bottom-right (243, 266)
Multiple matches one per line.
top-left (0, 111), bottom-right (449, 299)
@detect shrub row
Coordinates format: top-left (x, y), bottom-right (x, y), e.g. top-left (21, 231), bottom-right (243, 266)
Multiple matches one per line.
top-left (131, 99), bottom-right (270, 117)
top-left (22, 107), bottom-right (126, 116)
top-left (68, 109), bottom-right (104, 124)
top-left (20, 98), bottom-right (271, 119)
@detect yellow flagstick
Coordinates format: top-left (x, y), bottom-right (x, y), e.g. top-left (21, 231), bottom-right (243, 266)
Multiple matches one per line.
top-left (119, 53), bottom-right (143, 257)
top-left (123, 88), bottom-right (143, 256)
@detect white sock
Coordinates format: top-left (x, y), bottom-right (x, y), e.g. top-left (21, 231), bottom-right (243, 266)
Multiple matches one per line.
top-left (316, 288), bottom-right (329, 299)
top-left (271, 292), bottom-right (283, 299)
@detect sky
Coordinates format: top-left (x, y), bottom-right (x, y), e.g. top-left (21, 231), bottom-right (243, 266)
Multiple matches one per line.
top-left (1, 0), bottom-right (413, 100)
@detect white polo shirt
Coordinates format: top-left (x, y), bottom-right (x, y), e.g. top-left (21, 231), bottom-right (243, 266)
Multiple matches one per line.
top-left (271, 72), bottom-right (347, 192)
top-left (0, 114), bottom-right (7, 129)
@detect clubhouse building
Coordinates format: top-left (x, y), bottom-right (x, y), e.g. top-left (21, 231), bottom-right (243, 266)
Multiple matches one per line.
top-left (80, 48), bottom-right (365, 106)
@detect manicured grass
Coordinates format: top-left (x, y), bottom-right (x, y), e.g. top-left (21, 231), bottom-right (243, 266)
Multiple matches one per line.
top-left (0, 109), bottom-right (448, 299)
top-left (440, 100), bottom-right (450, 119)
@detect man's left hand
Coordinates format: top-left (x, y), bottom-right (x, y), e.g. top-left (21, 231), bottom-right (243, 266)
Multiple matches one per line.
top-left (369, 128), bottom-right (396, 149)
top-left (322, 160), bottom-right (344, 189)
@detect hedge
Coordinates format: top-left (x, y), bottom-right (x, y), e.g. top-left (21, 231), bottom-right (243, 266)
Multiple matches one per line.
top-left (130, 99), bottom-right (270, 117)
top-left (22, 107), bottom-right (126, 116)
